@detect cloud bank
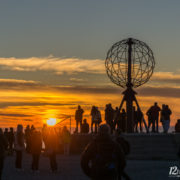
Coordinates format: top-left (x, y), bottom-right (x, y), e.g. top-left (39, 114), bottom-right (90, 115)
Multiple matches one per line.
top-left (0, 56), bottom-right (105, 74)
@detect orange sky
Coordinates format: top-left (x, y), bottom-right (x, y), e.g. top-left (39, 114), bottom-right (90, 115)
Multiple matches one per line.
top-left (0, 85), bottom-right (179, 129)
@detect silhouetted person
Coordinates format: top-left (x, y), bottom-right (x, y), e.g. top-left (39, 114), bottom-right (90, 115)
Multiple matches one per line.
top-left (105, 104), bottom-right (115, 133)
top-left (115, 129), bottom-right (131, 180)
top-left (114, 107), bottom-right (120, 130)
top-left (91, 106), bottom-right (102, 133)
top-left (81, 124), bottom-right (126, 180)
top-left (46, 129), bottom-right (58, 172)
top-left (148, 102), bottom-right (161, 133)
top-left (161, 105), bottom-right (172, 133)
top-left (62, 126), bottom-right (71, 155)
top-left (3, 128), bottom-right (8, 150)
top-left (25, 125), bottom-right (31, 153)
top-left (14, 124), bottom-right (25, 170)
top-left (135, 108), bottom-right (143, 133)
top-left (175, 119), bottom-right (180, 133)
top-left (8, 128), bottom-right (14, 155)
top-left (31, 131), bottom-right (42, 171)
top-left (146, 107), bottom-right (153, 132)
top-left (75, 105), bottom-right (84, 133)
top-left (0, 128), bottom-right (8, 180)
top-left (81, 119), bottom-right (89, 134)
top-left (42, 124), bottom-right (48, 151)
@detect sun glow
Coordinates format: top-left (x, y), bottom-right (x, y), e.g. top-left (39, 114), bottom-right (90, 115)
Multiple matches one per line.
top-left (47, 118), bottom-right (57, 126)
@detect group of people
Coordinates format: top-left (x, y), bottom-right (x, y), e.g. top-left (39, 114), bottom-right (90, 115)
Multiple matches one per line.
top-left (75, 102), bottom-right (172, 134)
top-left (75, 105), bottom-right (102, 134)
top-left (0, 124), bottom-right (71, 179)
top-left (146, 102), bottom-right (172, 133)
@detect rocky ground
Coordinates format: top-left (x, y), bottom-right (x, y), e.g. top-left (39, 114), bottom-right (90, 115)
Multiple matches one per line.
top-left (2, 153), bottom-right (180, 180)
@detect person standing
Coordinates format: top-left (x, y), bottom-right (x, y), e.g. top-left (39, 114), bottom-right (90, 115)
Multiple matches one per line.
top-left (14, 124), bottom-right (25, 170)
top-left (46, 128), bottom-right (58, 172)
top-left (91, 106), bottom-right (102, 134)
top-left (105, 104), bottom-right (115, 133)
top-left (3, 129), bottom-right (9, 151)
top-left (135, 108), bottom-right (143, 133)
top-left (149, 102), bottom-right (161, 133)
top-left (81, 119), bottom-right (89, 134)
top-left (31, 131), bottom-right (42, 171)
top-left (25, 125), bottom-right (31, 153)
top-left (75, 105), bottom-right (84, 133)
top-left (0, 128), bottom-right (8, 180)
top-left (8, 128), bottom-right (14, 155)
top-left (161, 105), bottom-right (172, 133)
top-left (62, 126), bottom-right (71, 155)
top-left (146, 107), bottom-right (153, 132)
top-left (114, 107), bottom-right (120, 131)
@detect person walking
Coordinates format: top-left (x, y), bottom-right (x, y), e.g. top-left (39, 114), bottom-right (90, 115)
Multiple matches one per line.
top-left (14, 124), bottom-right (25, 170)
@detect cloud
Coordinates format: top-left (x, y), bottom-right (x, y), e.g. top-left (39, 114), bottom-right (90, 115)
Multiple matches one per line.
top-left (152, 72), bottom-right (180, 84)
top-left (0, 102), bottom-right (78, 109)
top-left (0, 79), bottom-right (38, 85)
top-left (0, 56), bottom-right (105, 74)
top-left (0, 113), bottom-right (32, 117)
top-left (70, 78), bottom-right (86, 82)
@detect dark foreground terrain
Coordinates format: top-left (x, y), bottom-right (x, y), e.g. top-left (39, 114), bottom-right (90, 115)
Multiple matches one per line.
top-left (2, 153), bottom-right (179, 180)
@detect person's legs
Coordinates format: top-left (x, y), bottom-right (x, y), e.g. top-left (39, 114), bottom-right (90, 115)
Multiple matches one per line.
top-left (75, 121), bottom-right (78, 133)
top-left (35, 154), bottom-right (40, 170)
top-left (15, 150), bottom-right (22, 169)
top-left (0, 157), bottom-right (4, 180)
top-left (95, 123), bottom-right (98, 134)
top-left (80, 121), bottom-right (82, 133)
top-left (31, 154), bottom-right (35, 170)
top-left (156, 118), bottom-right (159, 133)
top-left (64, 144), bottom-right (70, 155)
top-left (152, 119), bottom-right (155, 132)
top-left (50, 153), bottom-right (57, 172)
top-left (91, 122), bottom-right (94, 133)
top-left (148, 118), bottom-right (151, 130)
top-left (135, 123), bottom-right (138, 132)
top-left (139, 120), bottom-right (142, 132)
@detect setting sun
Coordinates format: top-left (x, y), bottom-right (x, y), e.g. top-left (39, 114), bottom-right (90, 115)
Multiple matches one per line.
top-left (47, 118), bottom-right (57, 126)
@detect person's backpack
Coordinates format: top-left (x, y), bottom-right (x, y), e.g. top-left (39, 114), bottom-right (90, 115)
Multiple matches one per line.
top-left (92, 141), bottom-right (119, 178)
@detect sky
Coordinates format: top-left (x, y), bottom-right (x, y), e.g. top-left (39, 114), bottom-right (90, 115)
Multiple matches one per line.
top-left (0, 0), bottom-right (180, 128)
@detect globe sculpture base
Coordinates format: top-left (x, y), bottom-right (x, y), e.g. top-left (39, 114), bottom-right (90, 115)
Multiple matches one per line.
top-left (119, 86), bottom-right (149, 133)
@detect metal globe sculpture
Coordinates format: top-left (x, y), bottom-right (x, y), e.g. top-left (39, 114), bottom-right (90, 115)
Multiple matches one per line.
top-left (105, 38), bottom-right (155, 133)
top-left (105, 38), bottom-right (155, 88)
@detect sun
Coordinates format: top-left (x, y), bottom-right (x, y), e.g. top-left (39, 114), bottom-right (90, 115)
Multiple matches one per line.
top-left (47, 118), bottom-right (57, 126)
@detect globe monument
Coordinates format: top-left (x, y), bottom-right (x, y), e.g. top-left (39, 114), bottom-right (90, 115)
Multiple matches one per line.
top-left (105, 38), bottom-right (155, 133)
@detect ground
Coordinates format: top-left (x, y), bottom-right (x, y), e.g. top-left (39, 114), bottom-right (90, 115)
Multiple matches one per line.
top-left (2, 154), bottom-right (180, 180)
